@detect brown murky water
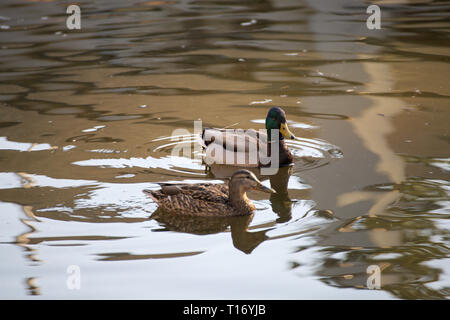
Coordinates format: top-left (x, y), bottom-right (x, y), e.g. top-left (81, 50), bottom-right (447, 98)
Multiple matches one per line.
top-left (0, 0), bottom-right (449, 299)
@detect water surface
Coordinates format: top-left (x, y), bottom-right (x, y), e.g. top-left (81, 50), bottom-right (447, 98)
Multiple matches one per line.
top-left (0, 0), bottom-right (449, 299)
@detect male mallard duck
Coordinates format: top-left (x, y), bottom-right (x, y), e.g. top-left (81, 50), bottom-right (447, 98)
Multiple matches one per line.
top-left (201, 107), bottom-right (296, 167)
top-left (144, 169), bottom-right (275, 217)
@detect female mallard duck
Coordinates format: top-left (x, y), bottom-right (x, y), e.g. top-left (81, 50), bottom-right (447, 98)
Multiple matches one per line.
top-left (144, 169), bottom-right (275, 217)
top-left (201, 107), bottom-right (296, 167)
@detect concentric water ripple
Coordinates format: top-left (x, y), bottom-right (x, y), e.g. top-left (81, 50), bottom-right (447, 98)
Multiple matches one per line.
top-left (141, 132), bottom-right (343, 177)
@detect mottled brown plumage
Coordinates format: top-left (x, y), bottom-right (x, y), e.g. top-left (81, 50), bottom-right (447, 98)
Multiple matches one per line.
top-left (144, 170), bottom-right (275, 217)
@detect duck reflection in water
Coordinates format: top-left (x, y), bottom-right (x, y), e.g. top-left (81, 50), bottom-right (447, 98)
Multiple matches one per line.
top-left (151, 212), bottom-right (267, 254)
top-left (265, 166), bottom-right (294, 223)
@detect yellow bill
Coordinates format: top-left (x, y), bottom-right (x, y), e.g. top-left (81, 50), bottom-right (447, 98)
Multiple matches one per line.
top-left (280, 122), bottom-right (295, 139)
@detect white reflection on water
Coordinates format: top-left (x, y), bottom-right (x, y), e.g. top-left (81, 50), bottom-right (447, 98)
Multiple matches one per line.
top-left (73, 182), bottom-right (157, 218)
top-left (0, 172), bottom-right (96, 190)
top-left (82, 125), bottom-right (106, 133)
top-left (0, 202), bottom-right (31, 243)
top-left (429, 158), bottom-right (450, 172)
top-left (72, 155), bottom-right (205, 175)
top-left (0, 172), bottom-right (157, 217)
top-left (0, 137), bottom-right (56, 152)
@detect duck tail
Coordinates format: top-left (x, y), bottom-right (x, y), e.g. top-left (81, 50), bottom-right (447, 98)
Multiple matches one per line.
top-left (143, 189), bottom-right (159, 203)
top-left (201, 127), bottom-right (213, 147)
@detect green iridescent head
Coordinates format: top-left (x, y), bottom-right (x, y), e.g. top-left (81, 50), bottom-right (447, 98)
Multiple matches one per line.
top-left (265, 107), bottom-right (295, 141)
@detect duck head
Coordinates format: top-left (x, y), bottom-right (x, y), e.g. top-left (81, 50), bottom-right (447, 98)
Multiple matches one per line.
top-left (230, 169), bottom-right (275, 194)
top-left (265, 107), bottom-right (295, 141)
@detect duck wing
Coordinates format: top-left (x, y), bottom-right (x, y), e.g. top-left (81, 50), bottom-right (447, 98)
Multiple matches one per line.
top-left (166, 183), bottom-right (228, 201)
top-left (144, 183), bottom-right (231, 216)
top-left (202, 128), bottom-right (267, 153)
top-left (202, 128), bottom-right (269, 167)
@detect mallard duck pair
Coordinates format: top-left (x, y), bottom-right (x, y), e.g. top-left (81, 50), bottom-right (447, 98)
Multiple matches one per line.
top-left (145, 107), bottom-right (296, 217)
